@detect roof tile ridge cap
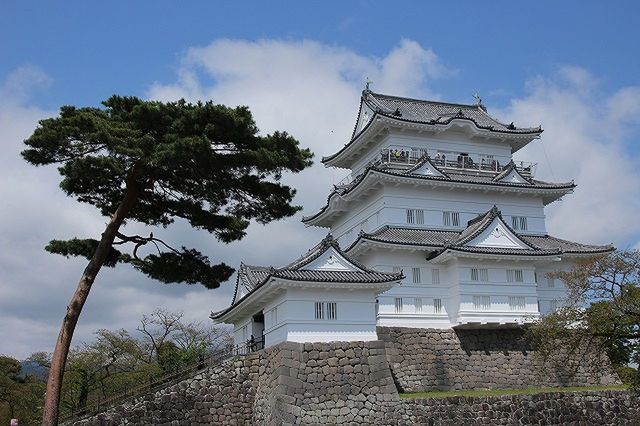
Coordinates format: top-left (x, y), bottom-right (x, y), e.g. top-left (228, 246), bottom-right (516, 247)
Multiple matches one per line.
top-left (370, 91), bottom-right (478, 109)
top-left (365, 91), bottom-right (393, 114)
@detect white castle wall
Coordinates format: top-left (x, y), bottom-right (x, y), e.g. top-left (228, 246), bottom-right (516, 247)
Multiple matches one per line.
top-left (333, 185), bottom-right (547, 248)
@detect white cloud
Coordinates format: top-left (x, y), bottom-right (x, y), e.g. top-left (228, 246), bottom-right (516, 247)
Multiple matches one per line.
top-left (495, 67), bottom-right (640, 247)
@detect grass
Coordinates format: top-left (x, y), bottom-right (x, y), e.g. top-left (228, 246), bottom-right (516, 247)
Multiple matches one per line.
top-left (400, 384), bottom-right (629, 399)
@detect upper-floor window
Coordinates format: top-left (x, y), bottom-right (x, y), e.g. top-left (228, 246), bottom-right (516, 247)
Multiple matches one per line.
top-left (512, 216), bottom-right (528, 231)
top-left (415, 297), bottom-right (423, 313)
top-left (471, 268), bottom-right (489, 282)
top-left (412, 267), bottom-right (421, 284)
top-left (443, 211), bottom-right (460, 227)
top-left (508, 296), bottom-right (526, 311)
top-left (547, 277), bottom-right (555, 288)
top-left (506, 269), bottom-right (524, 283)
top-left (394, 297), bottom-right (403, 313)
top-left (406, 209), bottom-right (425, 225)
top-left (473, 295), bottom-right (491, 311)
top-left (432, 268), bottom-right (440, 285)
top-left (315, 302), bottom-right (324, 319)
top-left (434, 298), bottom-right (443, 313)
top-left (549, 299), bottom-right (559, 311)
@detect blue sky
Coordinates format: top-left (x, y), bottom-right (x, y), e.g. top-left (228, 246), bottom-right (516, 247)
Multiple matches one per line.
top-left (1, 1), bottom-right (640, 358)
top-left (3, 1), bottom-right (640, 108)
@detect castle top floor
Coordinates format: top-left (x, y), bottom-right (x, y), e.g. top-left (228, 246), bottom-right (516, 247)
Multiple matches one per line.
top-left (323, 90), bottom-right (542, 175)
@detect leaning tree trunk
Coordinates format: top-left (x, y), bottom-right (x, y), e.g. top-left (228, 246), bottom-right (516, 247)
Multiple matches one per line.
top-left (42, 166), bottom-right (140, 426)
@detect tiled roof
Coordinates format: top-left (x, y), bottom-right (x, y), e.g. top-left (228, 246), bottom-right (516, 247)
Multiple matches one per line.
top-left (522, 235), bottom-right (614, 254)
top-left (302, 162), bottom-right (575, 224)
top-left (346, 207), bottom-right (613, 257)
top-left (271, 269), bottom-right (401, 283)
top-left (356, 226), bottom-right (459, 247)
top-left (212, 234), bottom-right (402, 320)
top-left (365, 92), bottom-right (542, 135)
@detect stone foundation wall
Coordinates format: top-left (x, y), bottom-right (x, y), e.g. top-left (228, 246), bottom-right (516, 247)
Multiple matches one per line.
top-left (402, 390), bottom-right (639, 425)
top-left (70, 330), bottom-right (630, 425)
top-left (377, 327), bottom-right (621, 392)
top-left (253, 340), bottom-right (403, 425)
top-left (72, 353), bottom-right (259, 426)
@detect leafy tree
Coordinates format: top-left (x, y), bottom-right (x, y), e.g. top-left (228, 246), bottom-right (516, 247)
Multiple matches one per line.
top-left (21, 96), bottom-right (313, 425)
top-left (30, 309), bottom-right (232, 417)
top-left (0, 356), bottom-right (45, 425)
top-left (528, 249), bottom-right (640, 386)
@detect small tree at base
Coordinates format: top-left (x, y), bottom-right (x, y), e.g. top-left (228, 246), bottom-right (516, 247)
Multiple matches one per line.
top-left (21, 96), bottom-right (313, 426)
top-left (528, 249), bottom-right (640, 386)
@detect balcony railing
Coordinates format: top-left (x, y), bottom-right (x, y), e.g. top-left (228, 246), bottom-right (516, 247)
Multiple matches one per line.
top-left (334, 148), bottom-right (536, 189)
top-left (380, 147), bottom-right (536, 177)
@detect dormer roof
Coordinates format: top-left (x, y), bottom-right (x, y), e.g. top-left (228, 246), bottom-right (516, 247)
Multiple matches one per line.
top-left (211, 234), bottom-right (402, 321)
top-left (492, 161), bottom-right (533, 184)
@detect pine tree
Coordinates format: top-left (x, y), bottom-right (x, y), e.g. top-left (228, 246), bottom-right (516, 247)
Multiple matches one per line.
top-left (22, 96), bottom-right (313, 425)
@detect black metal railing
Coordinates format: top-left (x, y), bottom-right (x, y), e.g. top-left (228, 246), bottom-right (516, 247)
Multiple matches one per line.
top-left (60, 337), bottom-right (265, 423)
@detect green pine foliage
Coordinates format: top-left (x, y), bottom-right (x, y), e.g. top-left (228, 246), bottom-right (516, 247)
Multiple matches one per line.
top-left (22, 96), bottom-right (313, 288)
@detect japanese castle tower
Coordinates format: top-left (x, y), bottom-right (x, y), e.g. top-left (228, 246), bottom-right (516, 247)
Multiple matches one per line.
top-left (213, 89), bottom-right (612, 349)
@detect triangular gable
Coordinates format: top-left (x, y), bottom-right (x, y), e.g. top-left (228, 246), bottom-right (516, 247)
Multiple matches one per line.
top-left (408, 157), bottom-right (447, 177)
top-left (493, 162), bottom-right (531, 184)
top-left (303, 246), bottom-right (363, 272)
top-left (495, 168), bottom-right (529, 184)
top-left (466, 216), bottom-right (531, 249)
top-left (354, 100), bottom-right (375, 135)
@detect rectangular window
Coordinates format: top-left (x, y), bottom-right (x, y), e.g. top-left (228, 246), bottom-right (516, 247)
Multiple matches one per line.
top-left (327, 302), bottom-right (337, 320)
top-left (412, 267), bottom-right (421, 284)
top-left (471, 268), bottom-right (488, 282)
top-left (273, 307), bottom-right (278, 325)
top-left (359, 219), bottom-right (368, 232)
top-left (434, 298), bottom-right (443, 313)
top-left (534, 272), bottom-right (538, 283)
top-left (432, 268), bottom-right (440, 285)
top-left (550, 299), bottom-right (559, 311)
top-left (473, 295), bottom-right (491, 310)
top-left (547, 277), bottom-right (555, 288)
top-left (512, 216), bottom-right (528, 231)
top-left (315, 302), bottom-right (324, 319)
top-left (406, 209), bottom-right (425, 225)
top-left (392, 266), bottom-right (402, 274)
top-left (406, 209), bottom-right (415, 224)
top-left (508, 296), bottom-right (526, 311)
top-left (415, 297), bottom-right (422, 313)
top-left (443, 211), bottom-right (460, 227)
top-left (394, 298), bottom-right (403, 313)
top-left (506, 269), bottom-right (523, 283)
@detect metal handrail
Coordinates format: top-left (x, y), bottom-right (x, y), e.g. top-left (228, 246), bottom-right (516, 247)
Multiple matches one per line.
top-left (61, 338), bottom-right (265, 423)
